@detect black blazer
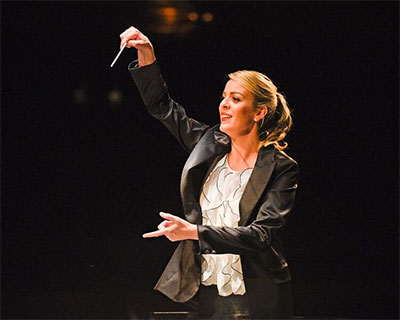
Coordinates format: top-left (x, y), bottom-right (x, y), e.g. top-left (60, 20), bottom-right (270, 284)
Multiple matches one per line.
top-left (129, 61), bottom-right (299, 317)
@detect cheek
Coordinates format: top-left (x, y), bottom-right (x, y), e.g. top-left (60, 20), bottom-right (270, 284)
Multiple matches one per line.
top-left (235, 106), bottom-right (255, 125)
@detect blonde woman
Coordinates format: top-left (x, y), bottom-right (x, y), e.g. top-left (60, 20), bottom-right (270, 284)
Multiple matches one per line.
top-left (121, 26), bottom-right (299, 319)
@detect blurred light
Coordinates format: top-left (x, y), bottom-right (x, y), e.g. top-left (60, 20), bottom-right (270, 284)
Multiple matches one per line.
top-left (187, 12), bottom-right (199, 22)
top-left (108, 89), bottom-right (123, 105)
top-left (202, 12), bottom-right (213, 22)
top-left (160, 7), bottom-right (178, 25)
top-left (150, 4), bottom-right (202, 35)
top-left (73, 88), bottom-right (87, 105)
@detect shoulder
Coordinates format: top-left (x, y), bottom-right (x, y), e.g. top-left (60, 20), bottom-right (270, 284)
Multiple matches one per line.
top-left (259, 145), bottom-right (299, 175)
top-left (273, 149), bottom-right (299, 185)
top-left (259, 145), bottom-right (298, 165)
top-left (274, 149), bottom-right (298, 168)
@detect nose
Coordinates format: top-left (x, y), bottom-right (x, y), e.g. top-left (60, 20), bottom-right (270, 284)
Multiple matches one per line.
top-left (219, 97), bottom-right (230, 111)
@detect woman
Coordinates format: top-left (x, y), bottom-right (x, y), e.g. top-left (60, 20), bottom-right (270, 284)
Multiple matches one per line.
top-left (121, 26), bottom-right (299, 319)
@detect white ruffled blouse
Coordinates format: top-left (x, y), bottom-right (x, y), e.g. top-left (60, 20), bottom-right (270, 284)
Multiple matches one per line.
top-left (199, 154), bottom-right (253, 296)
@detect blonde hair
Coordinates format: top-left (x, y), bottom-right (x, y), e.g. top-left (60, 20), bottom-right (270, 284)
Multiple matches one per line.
top-left (228, 70), bottom-right (293, 151)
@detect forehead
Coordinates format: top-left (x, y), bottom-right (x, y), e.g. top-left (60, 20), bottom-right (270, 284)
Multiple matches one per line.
top-left (223, 79), bottom-right (250, 96)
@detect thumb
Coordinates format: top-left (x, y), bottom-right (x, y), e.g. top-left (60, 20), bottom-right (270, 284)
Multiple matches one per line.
top-left (126, 39), bottom-right (148, 48)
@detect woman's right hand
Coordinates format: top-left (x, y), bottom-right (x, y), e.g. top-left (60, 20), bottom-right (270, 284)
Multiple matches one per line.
top-left (120, 26), bottom-right (156, 67)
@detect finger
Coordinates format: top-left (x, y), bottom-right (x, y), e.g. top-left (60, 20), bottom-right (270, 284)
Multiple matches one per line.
top-left (124, 28), bottom-right (141, 40)
top-left (157, 220), bottom-right (172, 230)
top-left (143, 224), bottom-right (176, 238)
top-left (121, 35), bottom-right (138, 48)
top-left (142, 229), bottom-right (167, 238)
top-left (121, 35), bottom-right (136, 48)
top-left (157, 221), bottom-right (166, 230)
top-left (127, 26), bottom-right (140, 34)
top-left (120, 30), bottom-right (140, 48)
top-left (120, 26), bottom-right (139, 38)
top-left (126, 39), bottom-right (147, 48)
top-left (119, 30), bottom-right (132, 42)
top-left (120, 37), bottom-right (131, 49)
top-left (159, 212), bottom-right (181, 223)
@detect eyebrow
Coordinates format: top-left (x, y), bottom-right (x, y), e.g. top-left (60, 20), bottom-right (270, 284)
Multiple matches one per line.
top-left (223, 91), bottom-right (246, 97)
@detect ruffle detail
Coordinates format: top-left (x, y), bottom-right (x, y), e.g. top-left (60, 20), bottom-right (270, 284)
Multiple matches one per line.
top-left (199, 155), bottom-right (253, 296)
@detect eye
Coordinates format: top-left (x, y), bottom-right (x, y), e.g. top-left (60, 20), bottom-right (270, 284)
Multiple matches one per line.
top-left (232, 96), bottom-right (241, 102)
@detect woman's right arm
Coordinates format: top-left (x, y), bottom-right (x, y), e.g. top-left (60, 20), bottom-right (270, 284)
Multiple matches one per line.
top-left (120, 27), bottom-right (209, 153)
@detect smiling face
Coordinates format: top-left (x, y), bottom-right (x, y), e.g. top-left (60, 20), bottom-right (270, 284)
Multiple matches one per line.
top-left (219, 79), bottom-right (259, 139)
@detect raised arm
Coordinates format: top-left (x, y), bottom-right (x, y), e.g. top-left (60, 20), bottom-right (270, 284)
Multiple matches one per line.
top-left (121, 26), bottom-right (209, 153)
top-left (120, 26), bottom-right (156, 67)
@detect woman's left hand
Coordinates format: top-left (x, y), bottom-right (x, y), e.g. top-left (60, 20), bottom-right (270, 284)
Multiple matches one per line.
top-left (142, 212), bottom-right (199, 241)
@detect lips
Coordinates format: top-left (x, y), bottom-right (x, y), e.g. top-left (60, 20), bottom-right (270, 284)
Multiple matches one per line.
top-left (220, 112), bottom-right (232, 121)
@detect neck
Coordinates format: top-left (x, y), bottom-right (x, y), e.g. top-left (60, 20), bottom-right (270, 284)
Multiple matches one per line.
top-left (228, 132), bottom-right (261, 171)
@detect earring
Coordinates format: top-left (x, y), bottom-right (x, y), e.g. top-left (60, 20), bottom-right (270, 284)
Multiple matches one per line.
top-left (254, 118), bottom-right (257, 122)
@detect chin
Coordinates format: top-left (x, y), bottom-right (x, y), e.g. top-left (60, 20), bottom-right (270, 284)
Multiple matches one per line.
top-left (219, 123), bottom-right (254, 139)
top-left (219, 123), bottom-right (231, 135)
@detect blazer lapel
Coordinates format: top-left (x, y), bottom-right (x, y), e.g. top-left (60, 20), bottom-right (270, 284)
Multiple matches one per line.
top-left (182, 127), bottom-right (230, 170)
top-left (181, 127), bottom-right (230, 224)
top-left (239, 145), bottom-right (276, 226)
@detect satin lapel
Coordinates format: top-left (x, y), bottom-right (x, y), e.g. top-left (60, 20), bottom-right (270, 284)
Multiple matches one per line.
top-left (239, 146), bottom-right (276, 226)
top-left (182, 128), bottom-right (230, 170)
top-left (181, 127), bottom-right (230, 224)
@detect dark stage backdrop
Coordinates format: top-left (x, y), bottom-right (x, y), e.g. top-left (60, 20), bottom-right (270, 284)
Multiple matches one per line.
top-left (1, 2), bottom-right (398, 319)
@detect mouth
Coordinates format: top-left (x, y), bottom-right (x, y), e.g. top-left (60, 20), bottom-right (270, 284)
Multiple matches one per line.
top-left (220, 113), bottom-right (232, 121)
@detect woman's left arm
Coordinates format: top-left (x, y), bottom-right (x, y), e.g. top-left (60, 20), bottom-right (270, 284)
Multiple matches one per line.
top-left (197, 158), bottom-right (299, 255)
top-left (143, 158), bottom-right (299, 256)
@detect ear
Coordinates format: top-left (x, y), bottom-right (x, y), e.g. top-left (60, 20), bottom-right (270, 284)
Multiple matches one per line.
top-left (255, 105), bottom-right (268, 121)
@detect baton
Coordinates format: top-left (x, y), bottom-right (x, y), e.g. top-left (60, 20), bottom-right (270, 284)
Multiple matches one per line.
top-left (110, 42), bottom-right (127, 68)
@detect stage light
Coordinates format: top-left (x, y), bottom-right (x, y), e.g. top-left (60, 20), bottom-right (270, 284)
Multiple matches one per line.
top-left (149, 4), bottom-right (210, 35)
top-left (160, 7), bottom-right (178, 25)
top-left (188, 12), bottom-right (199, 22)
top-left (202, 12), bottom-right (213, 23)
top-left (73, 88), bottom-right (87, 105)
top-left (108, 89), bottom-right (123, 105)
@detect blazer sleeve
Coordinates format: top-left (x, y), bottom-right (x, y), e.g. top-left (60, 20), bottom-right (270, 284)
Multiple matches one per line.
top-left (129, 60), bottom-right (209, 153)
top-left (197, 157), bottom-right (299, 256)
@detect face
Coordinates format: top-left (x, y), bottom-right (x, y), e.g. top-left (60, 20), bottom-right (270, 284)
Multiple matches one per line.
top-left (219, 79), bottom-right (259, 138)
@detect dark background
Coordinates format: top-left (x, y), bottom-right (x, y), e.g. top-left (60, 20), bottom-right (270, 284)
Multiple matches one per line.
top-left (1, 1), bottom-right (398, 319)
